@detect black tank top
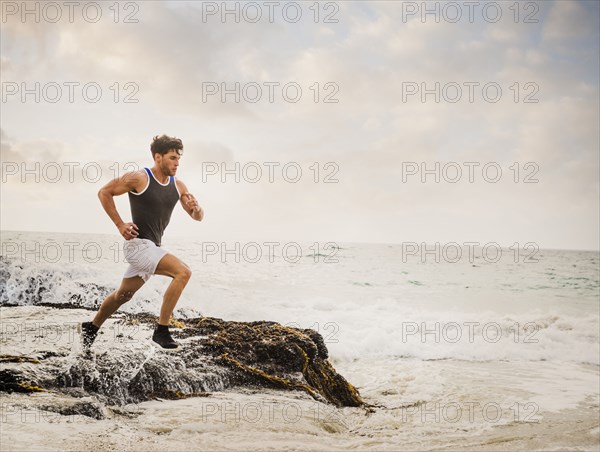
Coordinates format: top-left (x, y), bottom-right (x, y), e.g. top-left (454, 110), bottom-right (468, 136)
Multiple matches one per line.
top-left (128, 167), bottom-right (180, 247)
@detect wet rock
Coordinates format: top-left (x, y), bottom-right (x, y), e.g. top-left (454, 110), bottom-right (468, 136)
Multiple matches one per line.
top-left (160, 315), bottom-right (361, 407)
top-left (39, 398), bottom-right (106, 420)
top-left (0, 311), bottom-right (364, 409)
top-left (0, 368), bottom-right (44, 393)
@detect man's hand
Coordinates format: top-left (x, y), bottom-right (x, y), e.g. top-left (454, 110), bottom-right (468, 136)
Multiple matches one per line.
top-left (182, 192), bottom-right (200, 212)
top-left (176, 179), bottom-right (204, 221)
top-left (117, 222), bottom-right (139, 240)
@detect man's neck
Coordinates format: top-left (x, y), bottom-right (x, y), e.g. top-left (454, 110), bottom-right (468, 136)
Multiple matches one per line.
top-left (151, 166), bottom-right (169, 184)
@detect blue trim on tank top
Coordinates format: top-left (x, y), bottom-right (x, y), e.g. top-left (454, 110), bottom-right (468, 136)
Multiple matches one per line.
top-left (144, 167), bottom-right (173, 186)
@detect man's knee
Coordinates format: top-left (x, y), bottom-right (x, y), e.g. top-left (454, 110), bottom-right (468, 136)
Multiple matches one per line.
top-left (177, 265), bottom-right (192, 282)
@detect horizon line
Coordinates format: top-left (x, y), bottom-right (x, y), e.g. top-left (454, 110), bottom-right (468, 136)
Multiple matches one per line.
top-left (1, 229), bottom-right (598, 253)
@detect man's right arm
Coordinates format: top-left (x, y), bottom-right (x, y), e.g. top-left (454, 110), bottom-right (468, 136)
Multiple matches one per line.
top-left (97, 170), bottom-right (143, 240)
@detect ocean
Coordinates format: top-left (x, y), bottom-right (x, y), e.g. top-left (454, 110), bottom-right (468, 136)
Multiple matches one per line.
top-left (1, 230), bottom-right (599, 451)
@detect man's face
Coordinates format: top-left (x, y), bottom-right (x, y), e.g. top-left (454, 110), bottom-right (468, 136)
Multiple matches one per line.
top-left (158, 149), bottom-right (182, 176)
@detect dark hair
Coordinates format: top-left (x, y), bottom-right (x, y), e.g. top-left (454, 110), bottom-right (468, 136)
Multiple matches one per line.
top-left (150, 134), bottom-right (183, 157)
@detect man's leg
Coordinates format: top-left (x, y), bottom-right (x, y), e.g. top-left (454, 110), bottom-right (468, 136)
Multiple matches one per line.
top-left (154, 253), bottom-right (192, 325)
top-left (92, 276), bottom-right (146, 327)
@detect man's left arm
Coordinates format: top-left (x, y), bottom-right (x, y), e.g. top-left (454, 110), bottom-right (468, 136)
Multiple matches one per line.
top-left (176, 179), bottom-right (204, 221)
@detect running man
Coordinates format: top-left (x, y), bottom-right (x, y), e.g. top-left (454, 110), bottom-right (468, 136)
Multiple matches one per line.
top-left (79, 135), bottom-right (203, 350)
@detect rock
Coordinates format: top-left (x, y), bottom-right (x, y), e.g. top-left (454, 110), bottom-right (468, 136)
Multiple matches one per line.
top-left (0, 368), bottom-right (44, 393)
top-left (0, 310), bottom-right (364, 409)
top-left (38, 397), bottom-right (106, 420)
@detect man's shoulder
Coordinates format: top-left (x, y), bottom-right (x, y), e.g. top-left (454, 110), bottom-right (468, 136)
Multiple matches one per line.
top-left (125, 168), bottom-right (148, 180)
top-left (125, 168), bottom-right (149, 192)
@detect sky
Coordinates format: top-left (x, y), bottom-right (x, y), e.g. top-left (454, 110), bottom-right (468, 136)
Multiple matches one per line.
top-left (1, 0), bottom-right (599, 250)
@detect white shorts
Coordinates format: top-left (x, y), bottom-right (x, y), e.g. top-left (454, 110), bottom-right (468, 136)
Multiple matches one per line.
top-left (123, 238), bottom-right (168, 282)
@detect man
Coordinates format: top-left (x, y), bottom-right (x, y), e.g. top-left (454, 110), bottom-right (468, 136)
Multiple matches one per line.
top-left (79, 135), bottom-right (203, 350)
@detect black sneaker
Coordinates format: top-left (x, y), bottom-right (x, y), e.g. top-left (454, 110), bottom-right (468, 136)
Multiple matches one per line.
top-left (152, 324), bottom-right (179, 350)
top-left (78, 321), bottom-right (99, 350)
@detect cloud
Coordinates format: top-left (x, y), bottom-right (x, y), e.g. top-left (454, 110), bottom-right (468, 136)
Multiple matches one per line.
top-left (1, 129), bottom-right (21, 162)
top-left (1, 129), bottom-right (66, 163)
top-left (543, 0), bottom-right (599, 43)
